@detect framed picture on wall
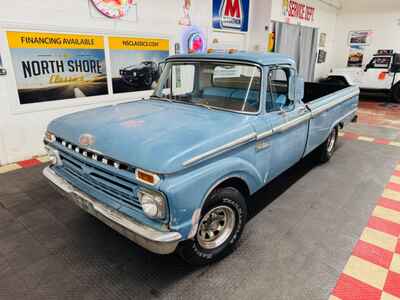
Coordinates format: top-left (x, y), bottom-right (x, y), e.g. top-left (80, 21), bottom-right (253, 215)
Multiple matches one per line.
top-left (319, 33), bottom-right (326, 48)
top-left (0, 53), bottom-right (6, 75)
top-left (317, 49), bottom-right (327, 64)
top-left (347, 45), bottom-right (365, 67)
top-left (348, 30), bottom-right (373, 46)
top-left (7, 31), bottom-right (109, 105)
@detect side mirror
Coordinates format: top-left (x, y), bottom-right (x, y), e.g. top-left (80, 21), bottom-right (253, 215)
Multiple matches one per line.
top-left (289, 75), bottom-right (304, 102)
top-left (364, 63), bottom-right (372, 72)
top-left (390, 64), bottom-right (400, 73)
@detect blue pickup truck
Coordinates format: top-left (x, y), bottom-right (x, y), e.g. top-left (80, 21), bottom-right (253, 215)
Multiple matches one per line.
top-left (43, 51), bottom-right (359, 265)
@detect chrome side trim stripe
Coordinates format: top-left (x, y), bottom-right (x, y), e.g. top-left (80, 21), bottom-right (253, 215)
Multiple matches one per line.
top-left (311, 89), bottom-right (359, 117)
top-left (256, 112), bottom-right (311, 140)
top-left (273, 113), bottom-right (312, 133)
top-left (182, 133), bottom-right (257, 167)
top-left (257, 129), bottom-right (273, 140)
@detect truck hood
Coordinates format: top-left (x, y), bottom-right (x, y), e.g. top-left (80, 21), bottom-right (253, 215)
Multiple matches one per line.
top-left (48, 100), bottom-right (254, 174)
top-left (123, 64), bottom-right (145, 71)
top-left (330, 67), bottom-right (364, 85)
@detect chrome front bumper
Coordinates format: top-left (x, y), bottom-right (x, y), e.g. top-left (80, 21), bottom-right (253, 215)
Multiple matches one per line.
top-left (43, 166), bottom-right (181, 254)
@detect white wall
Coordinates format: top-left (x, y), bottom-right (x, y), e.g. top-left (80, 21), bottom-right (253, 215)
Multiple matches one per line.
top-left (270, 0), bottom-right (339, 80)
top-left (332, 11), bottom-right (400, 69)
top-left (0, 0), bottom-right (270, 165)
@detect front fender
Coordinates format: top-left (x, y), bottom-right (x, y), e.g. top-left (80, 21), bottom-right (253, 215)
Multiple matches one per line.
top-left (161, 156), bottom-right (263, 239)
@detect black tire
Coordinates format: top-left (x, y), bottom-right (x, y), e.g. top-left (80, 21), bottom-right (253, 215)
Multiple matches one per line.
top-left (177, 187), bottom-right (247, 265)
top-left (391, 83), bottom-right (400, 103)
top-left (315, 126), bottom-right (338, 163)
top-left (144, 73), bottom-right (153, 88)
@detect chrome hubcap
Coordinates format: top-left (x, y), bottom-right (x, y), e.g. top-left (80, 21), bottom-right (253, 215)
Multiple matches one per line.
top-left (197, 205), bottom-right (236, 250)
top-left (327, 129), bottom-right (337, 153)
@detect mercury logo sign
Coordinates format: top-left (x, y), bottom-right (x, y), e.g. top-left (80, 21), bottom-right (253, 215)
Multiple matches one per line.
top-left (220, 0), bottom-right (243, 30)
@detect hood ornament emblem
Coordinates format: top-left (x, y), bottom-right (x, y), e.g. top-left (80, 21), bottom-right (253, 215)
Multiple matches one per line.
top-left (79, 134), bottom-right (95, 147)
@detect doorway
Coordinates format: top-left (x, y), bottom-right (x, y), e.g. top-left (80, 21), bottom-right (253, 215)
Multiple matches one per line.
top-left (273, 22), bottom-right (318, 82)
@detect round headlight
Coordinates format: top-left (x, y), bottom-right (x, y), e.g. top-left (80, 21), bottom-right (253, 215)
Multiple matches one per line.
top-left (45, 146), bottom-right (61, 166)
top-left (141, 193), bottom-right (159, 217)
top-left (137, 189), bottom-right (166, 219)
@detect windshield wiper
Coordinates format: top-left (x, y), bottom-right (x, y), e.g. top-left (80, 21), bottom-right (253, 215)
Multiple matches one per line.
top-left (171, 99), bottom-right (214, 110)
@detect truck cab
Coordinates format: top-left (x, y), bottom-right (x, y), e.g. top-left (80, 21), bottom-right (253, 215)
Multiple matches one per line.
top-left (326, 50), bottom-right (400, 102)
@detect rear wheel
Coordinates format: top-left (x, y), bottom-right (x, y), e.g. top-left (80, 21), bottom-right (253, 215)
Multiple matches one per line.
top-left (144, 73), bottom-right (153, 88)
top-left (315, 126), bottom-right (338, 163)
top-left (177, 187), bottom-right (247, 265)
top-left (391, 83), bottom-right (400, 103)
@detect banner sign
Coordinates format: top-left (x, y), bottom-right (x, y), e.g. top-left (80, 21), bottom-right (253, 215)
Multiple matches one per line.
top-left (212, 0), bottom-right (249, 32)
top-left (7, 31), bottom-right (108, 105)
top-left (282, 0), bottom-right (315, 22)
top-left (109, 36), bottom-right (169, 94)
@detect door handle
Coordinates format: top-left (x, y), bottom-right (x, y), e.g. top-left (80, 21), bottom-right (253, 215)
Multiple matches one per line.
top-left (297, 107), bottom-right (307, 114)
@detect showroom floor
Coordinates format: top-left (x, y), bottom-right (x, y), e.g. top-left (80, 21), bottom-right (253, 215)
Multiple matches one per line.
top-left (0, 100), bottom-right (399, 300)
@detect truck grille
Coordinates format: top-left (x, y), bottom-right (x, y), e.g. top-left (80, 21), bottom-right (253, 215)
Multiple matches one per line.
top-left (54, 138), bottom-right (142, 211)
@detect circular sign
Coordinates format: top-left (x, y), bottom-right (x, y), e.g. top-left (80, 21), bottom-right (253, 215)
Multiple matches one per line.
top-left (91, 0), bottom-right (134, 19)
top-left (181, 26), bottom-right (207, 54)
top-left (188, 33), bottom-right (204, 53)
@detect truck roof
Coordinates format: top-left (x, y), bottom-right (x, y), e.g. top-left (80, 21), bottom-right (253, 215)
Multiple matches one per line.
top-left (166, 51), bottom-right (296, 67)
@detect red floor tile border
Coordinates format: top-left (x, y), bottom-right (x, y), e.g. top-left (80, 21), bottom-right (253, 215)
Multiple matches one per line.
top-left (0, 155), bottom-right (49, 174)
top-left (352, 240), bottom-right (393, 269)
top-left (339, 130), bottom-right (400, 147)
top-left (17, 158), bottom-right (41, 168)
top-left (367, 215), bottom-right (400, 238)
top-left (332, 273), bottom-right (382, 300)
top-left (330, 163), bottom-right (400, 300)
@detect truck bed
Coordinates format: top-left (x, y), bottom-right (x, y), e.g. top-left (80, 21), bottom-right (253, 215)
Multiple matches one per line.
top-left (303, 82), bottom-right (349, 104)
top-left (302, 83), bottom-right (359, 156)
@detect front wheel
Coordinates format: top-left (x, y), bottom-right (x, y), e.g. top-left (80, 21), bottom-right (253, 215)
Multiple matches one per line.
top-left (177, 187), bottom-right (247, 265)
top-left (315, 126), bottom-right (338, 163)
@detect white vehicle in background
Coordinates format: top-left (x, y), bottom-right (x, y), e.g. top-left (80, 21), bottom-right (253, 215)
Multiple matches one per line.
top-left (323, 50), bottom-right (400, 102)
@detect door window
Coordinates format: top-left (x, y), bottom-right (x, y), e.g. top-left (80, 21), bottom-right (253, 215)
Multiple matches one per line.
top-left (266, 68), bottom-right (290, 112)
top-left (368, 57), bottom-right (391, 69)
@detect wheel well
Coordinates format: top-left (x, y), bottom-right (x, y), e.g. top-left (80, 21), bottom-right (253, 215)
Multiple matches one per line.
top-left (216, 177), bottom-right (250, 199)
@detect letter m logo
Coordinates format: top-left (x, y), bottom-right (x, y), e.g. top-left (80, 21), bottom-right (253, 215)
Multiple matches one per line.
top-left (220, 0), bottom-right (243, 30)
top-left (224, 0), bottom-right (241, 18)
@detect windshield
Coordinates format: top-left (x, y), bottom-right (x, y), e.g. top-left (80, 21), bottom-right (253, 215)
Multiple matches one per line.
top-left (152, 61), bottom-right (261, 113)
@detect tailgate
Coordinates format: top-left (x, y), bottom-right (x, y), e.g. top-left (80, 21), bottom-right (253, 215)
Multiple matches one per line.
top-left (304, 86), bottom-right (359, 156)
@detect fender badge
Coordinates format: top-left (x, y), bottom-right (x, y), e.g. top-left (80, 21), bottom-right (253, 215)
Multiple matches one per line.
top-left (79, 134), bottom-right (96, 147)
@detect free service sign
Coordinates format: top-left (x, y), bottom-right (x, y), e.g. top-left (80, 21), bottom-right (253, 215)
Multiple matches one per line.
top-left (212, 0), bottom-right (249, 32)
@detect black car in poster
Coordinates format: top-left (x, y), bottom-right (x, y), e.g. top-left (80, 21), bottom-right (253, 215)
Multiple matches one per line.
top-left (119, 61), bottom-right (160, 88)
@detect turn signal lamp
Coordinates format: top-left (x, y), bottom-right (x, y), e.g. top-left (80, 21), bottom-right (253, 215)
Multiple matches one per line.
top-left (135, 169), bottom-right (160, 185)
top-left (207, 48), bottom-right (215, 54)
top-left (45, 131), bottom-right (56, 143)
top-left (228, 48), bottom-right (238, 54)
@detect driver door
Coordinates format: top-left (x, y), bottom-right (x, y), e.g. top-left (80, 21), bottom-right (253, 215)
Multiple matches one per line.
top-left (265, 67), bottom-right (308, 180)
top-left (361, 56), bottom-right (393, 89)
